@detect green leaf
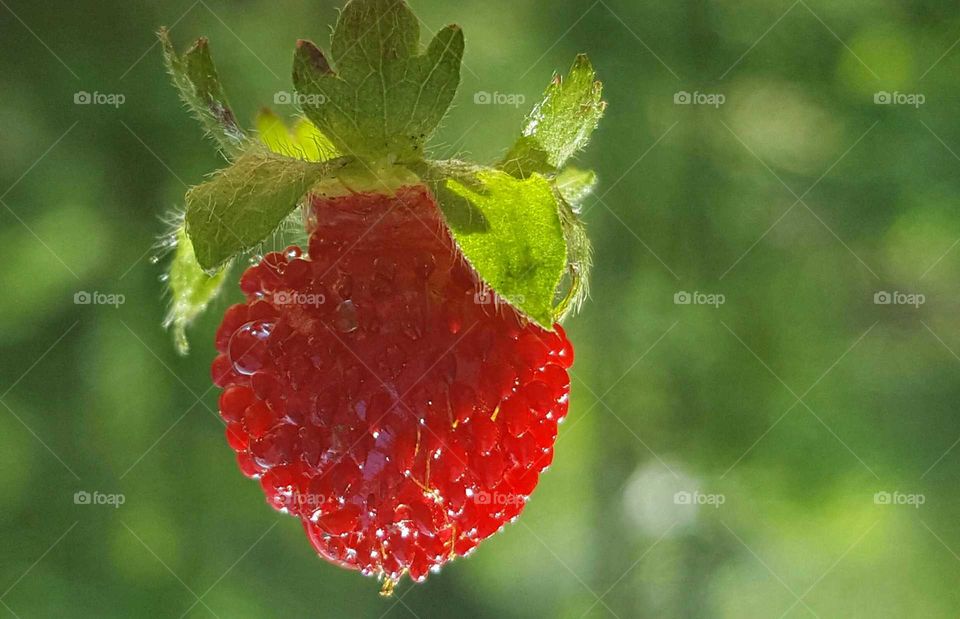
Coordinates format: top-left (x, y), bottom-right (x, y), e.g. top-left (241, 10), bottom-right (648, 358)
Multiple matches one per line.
top-left (555, 166), bottom-right (598, 208)
top-left (163, 224), bottom-right (230, 355)
top-left (553, 192), bottom-right (592, 320)
top-left (185, 148), bottom-right (348, 270)
top-left (502, 54), bottom-right (606, 177)
top-left (160, 29), bottom-right (246, 156)
top-left (424, 163), bottom-right (567, 329)
top-left (292, 0), bottom-right (464, 161)
top-left (255, 108), bottom-right (340, 162)
top-left (551, 166), bottom-right (596, 318)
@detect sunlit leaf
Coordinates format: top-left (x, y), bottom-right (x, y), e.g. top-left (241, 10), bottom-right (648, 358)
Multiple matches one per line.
top-left (160, 29), bottom-right (246, 156)
top-left (255, 109), bottom-right (340, 162)
top-left (293, 0), bottom-right (464, 161)
top-left (424, 162), bottom-right (567, 328)
top-left (185, 147), bottom-right (348, 270)
top-left (502, 55), bottom-right (606, 177)
top-left (164, 224), bottom-right (229, 355)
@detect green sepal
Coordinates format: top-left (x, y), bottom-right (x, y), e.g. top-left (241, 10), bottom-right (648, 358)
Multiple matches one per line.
top-left (551, 166), bottom-right (596, 318)
top-left (184, 147), bottom-right (350, 271)
top-left (497, 55), bottom-right (605, 320)
top-left (292, 0), bottom-right (464, 162)
top-left (418, 161), bottom-right (568, 329)
top-left (255, 109), bottom-right (340, 162)
top-left (555, 166), bottom-right (598, 209)
top-left (159, 29), bottom-right (247, 156)
top-left (552, 191), bottom-right (592, 320)
top-left (501, 54), bottom-right (606, 177)
top-left (162, 223), bottom-right (230, 355)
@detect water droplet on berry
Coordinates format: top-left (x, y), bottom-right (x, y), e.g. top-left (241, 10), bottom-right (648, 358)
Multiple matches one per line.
top-left (335, 300), bottom-right (359, 333)
top-left (228, 320), bottom-right (274, 375)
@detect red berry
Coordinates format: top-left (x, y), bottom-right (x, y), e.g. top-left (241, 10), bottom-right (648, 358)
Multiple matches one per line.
top-left (212, 186), bottom-right (572, 585)
top-left (218, 386), bottom-right (253, 423)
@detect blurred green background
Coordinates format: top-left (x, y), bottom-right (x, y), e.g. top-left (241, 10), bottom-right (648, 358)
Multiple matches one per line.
top-left (2, 0), bottom-right (960, 616)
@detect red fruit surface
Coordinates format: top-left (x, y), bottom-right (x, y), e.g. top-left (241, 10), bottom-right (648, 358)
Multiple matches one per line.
top-left (212, 185), bottom-right (572, 585)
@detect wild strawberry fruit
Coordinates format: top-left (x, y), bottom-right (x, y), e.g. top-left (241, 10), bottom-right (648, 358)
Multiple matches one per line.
top-left (213, 186), bottom-right (572, 584)
top-left (161, 0), bottom-right (603, 592)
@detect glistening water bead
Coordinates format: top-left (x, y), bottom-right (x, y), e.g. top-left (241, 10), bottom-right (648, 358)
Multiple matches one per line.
top-left (228, 320), bottom-right (276, 376)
